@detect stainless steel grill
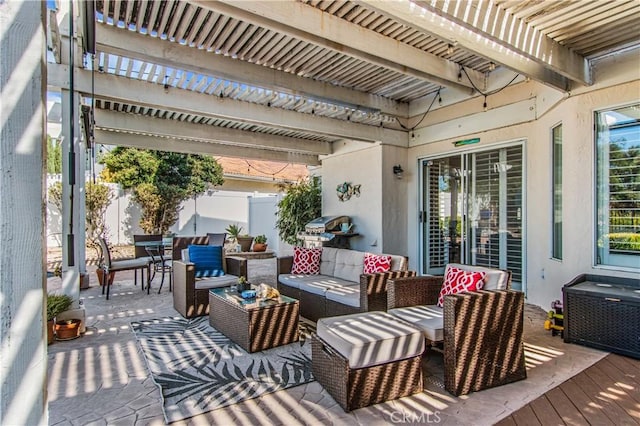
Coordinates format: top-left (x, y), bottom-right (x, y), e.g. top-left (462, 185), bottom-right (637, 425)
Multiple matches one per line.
top-left (298, 216), bottom-right (355, 248)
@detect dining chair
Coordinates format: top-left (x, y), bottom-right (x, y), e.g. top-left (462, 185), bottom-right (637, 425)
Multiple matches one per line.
top-left (207, 232), bottom-right (227, 246)
top-left (133, 234), bottom-right (161, 288)
top-left (145, 244), bottom-right (172, 294)
top-left (99, 237), bottom-right (151, 300)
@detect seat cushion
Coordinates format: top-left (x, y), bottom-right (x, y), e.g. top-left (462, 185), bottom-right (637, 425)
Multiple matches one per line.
top-left (194, 274), bottom-right (239, 290)
top-left (388, 305), bottom-right (444, 342)
top-left (325, 284), bottom-right (360, 308)
top-left (437, 266), bottom-right (486, 307)
top-left (320, 247), bottom-right (339, 276)
top-left (317, 311), bottom-right (424, 369)
top-left (109, 258), bottom-right (150, 271)
top-left (446, 263), bottom-right (509, 290)
top-left (333, 250), bottom-right (366, 283)
top-left (291, 246), bottom-right (322, 275)
top-left (297, 276), bottom-right (355, 296)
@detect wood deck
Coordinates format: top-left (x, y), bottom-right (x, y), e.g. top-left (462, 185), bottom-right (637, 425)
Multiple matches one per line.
top-left (497, 353), bottom-right (640, 425)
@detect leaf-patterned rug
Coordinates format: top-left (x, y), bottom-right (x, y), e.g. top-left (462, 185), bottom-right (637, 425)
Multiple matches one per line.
top-left (131, 316), bottom-right (314, 423)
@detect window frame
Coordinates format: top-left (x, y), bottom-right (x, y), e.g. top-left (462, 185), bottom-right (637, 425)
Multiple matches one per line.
top-left (551, 123), bottom-right (563, 260)
top-left (593, 102), bottom-right (640, 270)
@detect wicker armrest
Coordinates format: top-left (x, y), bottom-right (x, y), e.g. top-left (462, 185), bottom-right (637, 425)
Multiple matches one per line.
top-left (358, 270), bottom-right (417, 312)
top-left (387, 275), bottom-right (443, 309)
top-left (173, 260), bottom-right (195, 285)
top-left (443, 290), bottom-right (526, 396)
top-left (277, 256), bottom-right (293, 275)
top-left (225, 256), bottom-right (247, 278)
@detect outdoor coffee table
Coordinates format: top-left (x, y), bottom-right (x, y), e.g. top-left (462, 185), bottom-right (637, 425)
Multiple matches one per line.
top-left (208, 287), bottom-right (299, 353)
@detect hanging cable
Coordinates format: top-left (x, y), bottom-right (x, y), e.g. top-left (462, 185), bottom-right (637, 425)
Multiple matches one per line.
top-left (460, 66), bottom-right (520, 97)
top-left (396, 87), bottom-right (442, 131)
top-left (244, 160), bottom-right (290, 177)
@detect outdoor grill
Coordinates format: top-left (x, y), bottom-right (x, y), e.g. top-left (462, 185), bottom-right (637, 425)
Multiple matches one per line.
top-left (297, 216), bottom-right (350, 248)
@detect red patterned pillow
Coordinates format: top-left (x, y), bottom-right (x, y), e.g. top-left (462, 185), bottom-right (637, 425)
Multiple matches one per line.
top-left (363, 253), bottom-right (392, 274)
top-left (291, 246), bottom-right (322, 275)
top-left (437, 266), bottom-right (486, 307)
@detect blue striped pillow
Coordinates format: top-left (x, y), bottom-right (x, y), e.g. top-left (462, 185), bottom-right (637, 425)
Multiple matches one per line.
top-left (188, 245), bottom-right (225, 278)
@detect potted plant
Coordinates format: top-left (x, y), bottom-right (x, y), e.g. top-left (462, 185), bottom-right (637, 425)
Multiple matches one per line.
top-left (252, 234), bottom-right (268, 252)
top-left (237, 276), bottom-right (250, 292)
top-left (47, 294), bottom-right (73, 344)
top-left (226, 223), bottom-right (253, 252)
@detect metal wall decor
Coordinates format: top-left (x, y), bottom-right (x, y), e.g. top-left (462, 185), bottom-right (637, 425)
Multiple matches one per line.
top-left (336, 182), bottom-right (361, 202)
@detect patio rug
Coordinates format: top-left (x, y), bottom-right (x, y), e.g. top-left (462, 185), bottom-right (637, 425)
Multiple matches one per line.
top-left (131, 316), bottom-right (314, 423)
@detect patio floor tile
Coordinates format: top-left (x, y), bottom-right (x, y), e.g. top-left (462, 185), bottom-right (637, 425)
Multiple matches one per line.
top-left (47, 259), bottom-right (610, 425)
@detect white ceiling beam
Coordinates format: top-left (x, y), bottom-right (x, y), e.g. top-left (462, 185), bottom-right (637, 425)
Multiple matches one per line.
top-left (360, 0), bottom-right (575, 91)
top-left (49, 64), bottom-right (408, 145)
top-left (94, 130), bottom-right (321, 165)
top-left (95, 24), bottom-right (407, 117)
top-left (94, 109), bottom-right (332, 155)
top-left (412, 0), bottom-right (590, 86)
top-left (192, 0), bottom-right (479, 93)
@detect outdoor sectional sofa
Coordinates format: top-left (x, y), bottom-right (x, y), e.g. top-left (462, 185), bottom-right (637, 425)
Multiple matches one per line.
top-left (172, 236), bottom-right (247, 318)
top-left (277, 247), bottom-right (415, 322)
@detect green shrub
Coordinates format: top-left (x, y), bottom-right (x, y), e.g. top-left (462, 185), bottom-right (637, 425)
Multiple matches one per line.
top-left (47, 294), bottom-right (73, 321)
top-left (607, 232), bottom-right (640, 252)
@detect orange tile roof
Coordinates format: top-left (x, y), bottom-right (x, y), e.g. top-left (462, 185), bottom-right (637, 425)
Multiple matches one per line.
top-left (214, 156), bottom-right (309, 182)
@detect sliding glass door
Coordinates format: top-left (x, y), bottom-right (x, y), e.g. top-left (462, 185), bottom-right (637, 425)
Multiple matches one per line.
top-left (420, 143), bottom-right (524, 290)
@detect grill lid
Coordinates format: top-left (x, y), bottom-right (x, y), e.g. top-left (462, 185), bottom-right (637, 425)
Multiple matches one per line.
top-left (304, 216), bottom-right (350, 233)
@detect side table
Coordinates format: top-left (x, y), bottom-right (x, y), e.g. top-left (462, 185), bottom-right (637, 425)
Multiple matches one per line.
top-left (209, 287), bottom-right (299, 353)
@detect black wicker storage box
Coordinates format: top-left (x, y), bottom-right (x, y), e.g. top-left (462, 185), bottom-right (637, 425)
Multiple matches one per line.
top-left (563, 274), bottom-right (640, 359)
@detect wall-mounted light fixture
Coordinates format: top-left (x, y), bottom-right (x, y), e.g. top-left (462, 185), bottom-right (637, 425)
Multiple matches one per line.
top-left (393, 165), bottom-right (404, 179)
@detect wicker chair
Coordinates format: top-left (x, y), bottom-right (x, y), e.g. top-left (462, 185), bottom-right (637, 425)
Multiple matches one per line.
top-left (172, 236), bottom-right (247, 318)
top-left (387, 268), bottom-right (527, 396)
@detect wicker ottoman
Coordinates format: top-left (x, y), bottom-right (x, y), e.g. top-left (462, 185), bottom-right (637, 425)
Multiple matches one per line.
top-left (312, 311), bottom-right (424, 412)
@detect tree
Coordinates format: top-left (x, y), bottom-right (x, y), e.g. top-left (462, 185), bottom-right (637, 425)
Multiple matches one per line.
top-left (100, 147), bottom-right (224, 234)
top-left (47, 180), bottom-right (113, 258)
top-left (275, 177), bottom-right (322, 245)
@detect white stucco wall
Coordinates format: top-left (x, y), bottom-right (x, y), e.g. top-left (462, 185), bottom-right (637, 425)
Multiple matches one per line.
top-left (406, 76), bottom-right (640, 309)
top-left (315, 49), bottom-right (639, 311)
top-left (322, 143), bottom-right (383, 252)
top-left (381, 144), bottom-right (409, 257)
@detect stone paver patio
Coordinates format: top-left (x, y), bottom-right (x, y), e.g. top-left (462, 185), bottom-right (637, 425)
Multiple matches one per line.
top-left (47, 259), bottom-right (608, 425)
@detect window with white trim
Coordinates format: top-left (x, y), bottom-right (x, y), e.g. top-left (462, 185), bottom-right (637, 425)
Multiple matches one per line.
top-left (595, 104), bottom-right (640, 268)
top-left (552, 124), bottom-right (563, 260)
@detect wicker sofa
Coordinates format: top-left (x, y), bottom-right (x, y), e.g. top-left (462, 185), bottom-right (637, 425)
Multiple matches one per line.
top-left (387, 263), bottom-right (527, 396)
top-left (172, 236), bottom-right (247, 318)
top-left (277, 247), bottom-right (415, 322)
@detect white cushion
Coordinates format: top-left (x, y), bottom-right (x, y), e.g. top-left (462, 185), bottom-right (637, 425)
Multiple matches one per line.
top-left (298, 276), bottom-right (354, 296)
top-left (333, 250), bottom-right (365, 283)
top-left (325, 284), bottom-right (360, 307)
top-left (388, 305), bottom-right (443, 342)
top-left (320, 247), bottom-right (339, 276)
top-left (194, 275), bottom-right (239, 290)
top-left (317, 311), bottom-right (424, 369)
top-left (389, 254), bottom-right (407, 271)
top-left (446, 263), bottom-right (509, 290)
top-left (278, 274), bottom-right (346, 290)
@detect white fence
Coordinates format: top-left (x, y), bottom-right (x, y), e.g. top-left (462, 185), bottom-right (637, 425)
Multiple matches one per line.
top-left (46, 176), bottom-right (290, 254)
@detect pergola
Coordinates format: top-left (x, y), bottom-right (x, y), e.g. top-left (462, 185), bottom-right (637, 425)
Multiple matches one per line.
top-left (1, 1), bottom-right (639, 423)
